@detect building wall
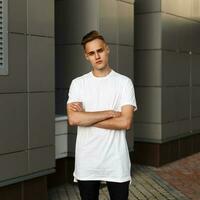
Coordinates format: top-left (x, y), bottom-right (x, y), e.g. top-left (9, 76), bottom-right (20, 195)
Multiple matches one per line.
top-left (134, 0), bottom-right (200, 165)
top-left (55, 0), bottom-right (135, 153)
top-left (0, 0), bottom-right (55, 188)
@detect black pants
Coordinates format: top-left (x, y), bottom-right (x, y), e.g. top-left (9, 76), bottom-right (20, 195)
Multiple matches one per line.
top-left (78, 180), bottom-right (130, 200)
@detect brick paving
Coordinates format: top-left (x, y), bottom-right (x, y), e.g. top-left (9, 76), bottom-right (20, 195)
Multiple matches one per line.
top-left (48, 164), bottom-right (189, 200)
top-left (153, 152), bottom-right (200, 200)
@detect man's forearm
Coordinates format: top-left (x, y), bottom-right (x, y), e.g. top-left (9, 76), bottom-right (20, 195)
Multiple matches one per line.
top-left (94, 116), bottom-right (132, 130)
top-left (68, 110), bottom-right (120, 127)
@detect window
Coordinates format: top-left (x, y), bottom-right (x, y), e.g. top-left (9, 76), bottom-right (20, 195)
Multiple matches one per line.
top-left (0, 0), bottom-right (8, 75)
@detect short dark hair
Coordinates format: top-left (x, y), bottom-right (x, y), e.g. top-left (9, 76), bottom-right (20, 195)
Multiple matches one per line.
top-left (81, 30), bottom-right (106, 49)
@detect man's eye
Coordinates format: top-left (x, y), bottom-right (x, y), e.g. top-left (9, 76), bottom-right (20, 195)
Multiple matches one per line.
top-left (88, 52), bottom-right (95, 56)
top-left (97, 49), bottom-right (104, 53)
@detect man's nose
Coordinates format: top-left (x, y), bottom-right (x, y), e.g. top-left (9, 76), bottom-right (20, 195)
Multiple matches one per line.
top-left (95, 52), bottom-right (100, 59)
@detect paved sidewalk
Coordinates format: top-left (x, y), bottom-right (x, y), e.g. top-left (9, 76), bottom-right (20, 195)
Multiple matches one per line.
top-left (153, 152), bottom-right (200, 200)
top-left (48, 164), bottom-right (189, 200)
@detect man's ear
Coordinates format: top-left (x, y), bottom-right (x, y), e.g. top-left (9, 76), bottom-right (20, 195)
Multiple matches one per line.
top-left (85, 53), bottom-right (89, 60)
top-left (106, 46), bottom-right (110, 54)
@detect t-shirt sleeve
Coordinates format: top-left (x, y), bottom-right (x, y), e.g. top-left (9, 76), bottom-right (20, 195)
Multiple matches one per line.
top-left (67, 79), bottom-right (82, 104)
top-left (120, 78), bottom-right (137, 111)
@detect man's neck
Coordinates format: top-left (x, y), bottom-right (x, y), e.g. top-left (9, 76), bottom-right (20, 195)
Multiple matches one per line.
top-left (92, 67), bottom-right (112, 77)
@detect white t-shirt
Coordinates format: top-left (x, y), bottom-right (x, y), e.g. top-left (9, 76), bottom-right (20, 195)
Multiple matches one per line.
top-left (67, 70), bottom-right (137, 182)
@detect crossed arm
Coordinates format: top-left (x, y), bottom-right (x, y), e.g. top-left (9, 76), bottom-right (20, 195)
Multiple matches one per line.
top-left (67, 102), bottom-right (134, 130)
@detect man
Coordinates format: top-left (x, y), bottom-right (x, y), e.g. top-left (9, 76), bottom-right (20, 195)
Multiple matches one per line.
top-left (67, 30), bottom-right (137, 200)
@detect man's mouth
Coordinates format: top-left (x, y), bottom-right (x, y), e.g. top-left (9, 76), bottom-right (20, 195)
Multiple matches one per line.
top-left (96, 61), bottom-right (102, 64)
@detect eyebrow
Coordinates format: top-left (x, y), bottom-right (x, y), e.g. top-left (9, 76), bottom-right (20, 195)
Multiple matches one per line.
top-left (87, 47), bottom-right (104, 55)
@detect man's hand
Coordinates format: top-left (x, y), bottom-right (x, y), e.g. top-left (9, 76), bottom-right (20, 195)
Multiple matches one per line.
top-left (68, 102), bottom-right (84, 112)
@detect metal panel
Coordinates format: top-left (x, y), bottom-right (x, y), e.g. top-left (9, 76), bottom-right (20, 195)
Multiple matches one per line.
top-left (191, 0), bottom-right (200, 22)
top-left (0, 34), bottom-right (27, 93)
top-left (135, 50), bottom-right (162, 86)
top-left (177, 18), bottom-right (192, 52)
top-left (56, 89), bottom-right (67, 115)
top-left (134, 123), bottom-right (162, 142)
top-left (28, 36), bottom-right (54, 92)
top-left (191, 86), bottom-right (200, 118)
top-left (191, 21), bottom-right (200, 54)
top-left (135, 13), bottom-right (161, 49)
top-left (161, 0), bottom-right (191, 19)
top-left (117, 0), bottom-right (134, 4)
top-left (162, 51), bottom-right (190, 86)
top-left (29, 92), bottom-right (55, 148)
top-left (118, 1), bottom-right (133, 45)
top-left (8, 0), bottom-right (27, 33)
top-left (135, 0), bottom-right (161, 13)
top-left (0, 93), bottom-right (27, 154)
top-left (162, 87), bottom-right (177, 123)
top-left (27, 0), bottom-right (54, 36)
top-left (191, 117), bottom-right (200, 132)
top-left (175, 87), bottom-right (190, 120)
top-left (28, 146), bottom-right (55, 173)
top-left (100, 0), bottom-right (118, 44)
top-left (0, 151), bottom-right (28, 181)
top-left (55, 134), bottom-right (67, 159)
top-left (191, 54), bottom-right (200, 86)
top-left (55, 0), bottom-right (66, 45)
top-left (63, 0), bottom-right (98, 44)
top-left (56, 45), bottom-right (89, 89)
top-left (134, 87), bottom-right (162, 123)
top-left (118, 45), bottom-right (133, 79)
top-left (108, 44), bottom-right (118, 72)
top-left (161, 13), bottom-right (179, 51)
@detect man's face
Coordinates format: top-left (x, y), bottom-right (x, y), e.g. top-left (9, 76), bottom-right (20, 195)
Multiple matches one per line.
top-left (84, 39), bottom-right (110, 71)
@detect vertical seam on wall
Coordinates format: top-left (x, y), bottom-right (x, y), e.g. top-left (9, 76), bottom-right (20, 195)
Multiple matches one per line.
top-left (26, 0), bottom-right (30, 173)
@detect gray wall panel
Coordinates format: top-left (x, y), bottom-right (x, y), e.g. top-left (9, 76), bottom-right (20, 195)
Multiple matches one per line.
top-left (162, 51), bottom-right (190, 86)
top-left (55, 0), bottom-right (66, 45)
top-left (135, 13), bottom-right (161, 49)
top-left (161, 0), bottom-right (192, 19)
top-left (118, 45), bottom-right (133, 79)
top-left (118, 0), bottom-right (134, 4)
top-left (56, 89), bottom-right (67, 115)
top-left (63, 0), bottom-right (98, 44)
top-left (135, 0), bottom-right (161, 13)
top-left (176, 87), bottom-right (190, 120)
top-left (28, 146), bottom-right (55, 173)
top-left (8, 0), bottom-right (27, 33)
top-left (177, 18), bottom-right (192, 52)
top-left (0, 34), bottom-right (27, 93)
top-left (108, 45), bottom-right (118, 72)
top-left (192, 54), bottom-right (200, 85)
top-left (27, 0), bottom-right (54, 36)
top-left (191, 21), bottom-right (200, 53)
top-left (192, 87), bottom-right (200, 117)
top-left (28, 36), bottom-right (54, 92)
top-left (191, 117), bottom-right (200, 132)
top-left (191, 0), bottom-right (200, 22)
top-left (134, 123), bottom-right (162, 142)
top-left (29, 93), bottom-right (55, 148)
top-left (0, 94), bottom-right (27, 154)
top-left (56, 45), bottom-right (90, 89)
top-left (161, 14), bottom-right (179, 51)
top-left (162, 87), bottom-right (176, 123)
top-left (100, 0), bottom-right (118, 44)
top-left (135, 50), bottom-right (162, 86)
top-left (134, 87), bottom-right (162, 123)
top-left (118, 1), bottom-right (133, 45)
top-left (0, 151), bottom-right (28, 181)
